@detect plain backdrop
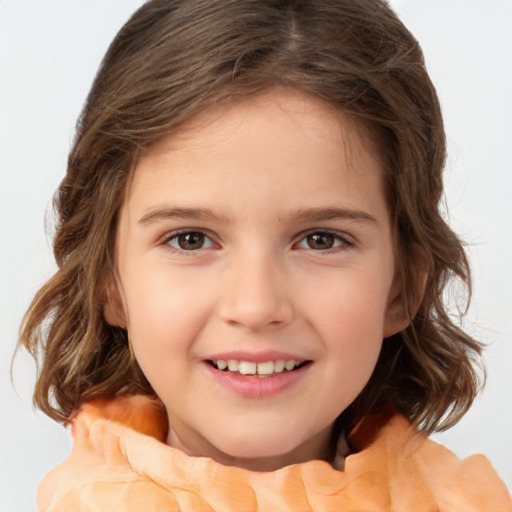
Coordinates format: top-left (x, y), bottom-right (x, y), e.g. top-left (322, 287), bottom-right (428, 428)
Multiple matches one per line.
top-left (1, 1), bottom-right (511, 510)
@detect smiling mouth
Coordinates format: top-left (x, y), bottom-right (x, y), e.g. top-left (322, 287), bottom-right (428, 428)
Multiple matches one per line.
top-left (207, 359), bottom-right (311, 377)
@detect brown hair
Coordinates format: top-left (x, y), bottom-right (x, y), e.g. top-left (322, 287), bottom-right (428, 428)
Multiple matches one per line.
top-left (19, 0), bottom-right (482, 432)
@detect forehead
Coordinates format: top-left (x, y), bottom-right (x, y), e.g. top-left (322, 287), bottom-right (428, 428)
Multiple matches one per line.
top-left (149, 89), bottom-right (378, 169)
top-left (123, 88), bottom-right (386, 221)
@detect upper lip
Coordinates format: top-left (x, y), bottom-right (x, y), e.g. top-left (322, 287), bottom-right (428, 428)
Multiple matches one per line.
top-left (204, 350), bottom-right (310, 363)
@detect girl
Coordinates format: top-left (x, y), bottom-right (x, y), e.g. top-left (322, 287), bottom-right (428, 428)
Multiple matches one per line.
top-left (17, 0), bottom-right (511, 510)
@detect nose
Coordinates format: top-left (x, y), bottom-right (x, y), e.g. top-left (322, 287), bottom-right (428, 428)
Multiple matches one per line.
top-left (217, 250), bottom-right (294, 331)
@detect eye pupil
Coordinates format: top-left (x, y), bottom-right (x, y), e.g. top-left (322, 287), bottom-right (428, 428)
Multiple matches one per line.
top-left (178, 232), bottom-right (204, 250)
top-left (307, 233), bottom-right (335, 249)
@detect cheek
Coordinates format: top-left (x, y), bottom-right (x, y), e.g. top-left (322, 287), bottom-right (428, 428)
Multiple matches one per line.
top-left (121, 265), bottom-right (212, 363)
top-left (309, 267), bottom-right (391, 334)
top-left (295, 269), bottom-right (390, 426)
top-left (305, 265), bottom-right (392, 373)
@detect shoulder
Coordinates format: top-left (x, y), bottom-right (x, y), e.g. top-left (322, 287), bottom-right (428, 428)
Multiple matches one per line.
top-left (346, 407), bottom-right (512, 512)
top-left (37, 395), bottom-right (181, 511)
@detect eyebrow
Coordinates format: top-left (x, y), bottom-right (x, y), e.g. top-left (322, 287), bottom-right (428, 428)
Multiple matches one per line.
top-left (138, 207), bottom-right (229, 225)
top-left (138, 206), bottom-right (377, 226)
top-left (283, 207), bottom-right (378, 225)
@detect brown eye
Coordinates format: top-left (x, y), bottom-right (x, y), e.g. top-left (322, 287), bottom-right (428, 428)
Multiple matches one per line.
top-left (296, 231), bottom-right (350, 251)
top-left (306, 233), bottom-right (335, 250)
top-left (168, 231), bottom-right (213, 251)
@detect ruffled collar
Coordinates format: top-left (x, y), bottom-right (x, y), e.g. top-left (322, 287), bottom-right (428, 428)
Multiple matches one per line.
top-left (38, 394), bottom-right (512, 512)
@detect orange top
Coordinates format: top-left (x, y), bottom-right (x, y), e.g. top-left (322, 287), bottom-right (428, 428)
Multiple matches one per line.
top-left (37, 395), bottom-right (511, 512)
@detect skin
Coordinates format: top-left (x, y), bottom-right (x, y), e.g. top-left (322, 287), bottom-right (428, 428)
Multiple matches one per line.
top-left (106, 88), bottom-right (409, 471)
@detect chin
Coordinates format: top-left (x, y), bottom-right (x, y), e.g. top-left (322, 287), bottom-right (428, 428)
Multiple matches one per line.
top-left (188, 410), bottom-right (332, 468)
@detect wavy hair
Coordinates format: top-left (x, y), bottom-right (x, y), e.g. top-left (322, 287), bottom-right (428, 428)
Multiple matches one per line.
top-left (19, 0), bottom-right (482, 432)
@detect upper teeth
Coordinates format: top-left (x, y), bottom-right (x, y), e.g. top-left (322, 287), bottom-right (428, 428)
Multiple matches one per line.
top-left (214, 359), bottom-right (301, 375)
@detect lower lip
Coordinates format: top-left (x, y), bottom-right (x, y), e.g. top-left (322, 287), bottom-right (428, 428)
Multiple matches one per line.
top-left (203, 362), bottom-right (311, 399)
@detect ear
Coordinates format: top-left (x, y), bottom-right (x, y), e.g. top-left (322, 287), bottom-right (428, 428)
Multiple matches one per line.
top-left (102, 277), bottom-right (127, 328)
top-left (384, 247), bottom-right (429, 338)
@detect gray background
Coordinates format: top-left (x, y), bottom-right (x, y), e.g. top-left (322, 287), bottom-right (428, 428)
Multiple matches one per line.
top-left (1, 1), bottom-right (511, 510)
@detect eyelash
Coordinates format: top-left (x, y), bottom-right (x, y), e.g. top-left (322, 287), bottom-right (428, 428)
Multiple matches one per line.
top-left (294, 229), bottom-right (354, 253)
top-left (160, 229), bottom-right (354, 254)
top-left (161, 229), bottom-right (217, 252)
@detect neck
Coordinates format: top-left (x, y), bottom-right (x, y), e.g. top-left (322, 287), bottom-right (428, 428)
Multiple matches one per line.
top-left (166, 424), bottom-right (334, 472)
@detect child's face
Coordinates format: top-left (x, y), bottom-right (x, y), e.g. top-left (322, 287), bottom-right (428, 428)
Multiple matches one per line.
top-left (109, 88), bottom-right (405, 471)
